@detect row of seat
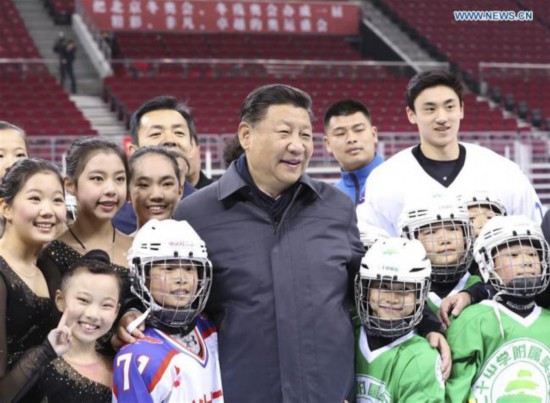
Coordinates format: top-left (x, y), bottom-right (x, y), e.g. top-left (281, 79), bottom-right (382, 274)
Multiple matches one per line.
top-left (4, 75), bottom-right (96, 136)
top-left (378, 0), bottom-right (550, 129)
top-left (0, 0), bottom-right (40, 57)
top-left (40, 0), bottom-right (74, 24)
top-left (103, 75), bottom-right (521, 135)
top-left (113, 33), bottom-right (361, 61)
top-left (382, 0), bottom-right (550, 76)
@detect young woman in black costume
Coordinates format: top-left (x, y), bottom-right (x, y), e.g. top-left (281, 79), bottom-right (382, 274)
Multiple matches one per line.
top-left (0, 159), bottom-right (73, 402)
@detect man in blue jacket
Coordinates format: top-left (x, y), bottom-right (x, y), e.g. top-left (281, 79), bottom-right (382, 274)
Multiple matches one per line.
top-left (324, 99), bottom-right (384, 206)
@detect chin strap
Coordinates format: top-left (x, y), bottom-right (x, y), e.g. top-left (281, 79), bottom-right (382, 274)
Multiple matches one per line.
top-left (126, 308), bottom-right (151, 336)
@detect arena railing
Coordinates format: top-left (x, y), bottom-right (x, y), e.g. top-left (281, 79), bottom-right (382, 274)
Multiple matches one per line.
top-left (107, 58), bottom-right (450, 80)
top-left (0, 58), bottom-right (55, 77)
top-left (24, 132), bottom-right (550, 206)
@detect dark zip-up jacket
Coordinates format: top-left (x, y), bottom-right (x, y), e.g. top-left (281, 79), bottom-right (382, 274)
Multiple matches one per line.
top-left (174, 162), bottom-right (363, 402)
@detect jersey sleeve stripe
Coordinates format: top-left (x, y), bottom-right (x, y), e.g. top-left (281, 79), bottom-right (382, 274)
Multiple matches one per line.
top-left (148, 349), bottom-right (178, 392)
top-left (212, 390), bottom-right (223, 399)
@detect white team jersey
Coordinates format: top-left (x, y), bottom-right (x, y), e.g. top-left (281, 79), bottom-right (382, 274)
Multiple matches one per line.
top-left (357, 142), bottom-right (543, 236)
top-left (113, 315), bottom-right (223, 403)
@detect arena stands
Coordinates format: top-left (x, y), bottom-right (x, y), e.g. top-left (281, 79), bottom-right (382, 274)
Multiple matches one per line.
top-left (104, 31), bottom-right (524, 141)
top-left (3, 75), bottom-right (95, 136)
top-left (376, 0), bottom-right (550, 129)
top-left (0, 0), bottom-right (40, 58)
top-left (378, 0), bottom-right (550, 76)
top-left (113, 33), bottom-right (362, 61)
top-left (0, 0), bottom-right (95, 138)
top-left (4, 0), bottom-right (549, 183)
top-left (41, 0), bottom-right (74, 24)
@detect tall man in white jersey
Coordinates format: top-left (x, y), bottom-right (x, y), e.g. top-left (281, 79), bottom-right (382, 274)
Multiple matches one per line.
top-left (357, 70), bottom-right (543, 236)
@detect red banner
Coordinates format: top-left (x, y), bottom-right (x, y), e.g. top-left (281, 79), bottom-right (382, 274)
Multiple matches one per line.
top-left (81, 0), bottom-right (359, 35)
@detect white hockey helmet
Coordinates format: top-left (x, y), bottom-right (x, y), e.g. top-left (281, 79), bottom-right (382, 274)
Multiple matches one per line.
top-left (457, 190), bottom-right (506, 216)
top-left (398, 194), bottom-right (474, 283)
top-left (474, 215), bottom-right (550, 298)
top-left (358, 222), bottom-right (390, 253)
top-left (128, 219), bottom-right (213, 330)
top-left (457, 190), bottom-right (507, 237)
top-left (355, 237), bottom-right (431, 338)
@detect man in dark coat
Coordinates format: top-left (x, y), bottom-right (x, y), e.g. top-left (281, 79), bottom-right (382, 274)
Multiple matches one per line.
top-left (174, 84), bottom-right (364, 402)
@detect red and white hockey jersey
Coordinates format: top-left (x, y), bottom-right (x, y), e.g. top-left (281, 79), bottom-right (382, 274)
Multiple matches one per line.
top-left (113, 315), bottom-right (223, 403)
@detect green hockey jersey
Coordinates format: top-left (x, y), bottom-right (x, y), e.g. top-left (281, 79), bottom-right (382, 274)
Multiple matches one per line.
top-left (446, 300), bottom-right (550, 402)
top-left (355, 326), bottom-right (445, 402)
top-left (426, 272), bottom-right (482, 314)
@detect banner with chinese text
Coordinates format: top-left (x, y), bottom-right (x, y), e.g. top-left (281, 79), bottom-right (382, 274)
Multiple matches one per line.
top-left (82, 0), bottom-right (360, 35)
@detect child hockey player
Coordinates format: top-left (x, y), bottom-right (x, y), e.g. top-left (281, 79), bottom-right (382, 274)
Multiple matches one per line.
top-left (398, 194), bottom-right (482, 314)
top-left (112, 219), bottom-right (223, 402)
top-left (446, 215), bottom-right (550, 402)
top-left (355, 237), bottom-right (445, 402)
top-left (459, 190), bottom-right (507, 239)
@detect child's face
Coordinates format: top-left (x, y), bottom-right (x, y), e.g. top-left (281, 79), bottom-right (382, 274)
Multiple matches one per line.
top-left (468, 205), bottom-right (496, 238)
top-left (150, 261), bottom-right (198, 308)
top-left (494, 243), bottom-right (542, 285)
top-left (0, 129), bottom-right (28, 180)
top-left (368, 280), bottom-right (417, 320)
top-left (418, 221), bottom-right (466, 266)
top-left (74, 151), bottom-right (127, 220)
top-left (130, 154), bottom-right (182, 228)
top-left (4, 172), bottom-right (66, 244)
top-left (57, 271), bottom-right (120, 345)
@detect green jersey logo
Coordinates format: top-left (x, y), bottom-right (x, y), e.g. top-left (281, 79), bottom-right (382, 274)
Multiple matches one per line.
top-left (472, 339), bottom-right (550, 402)
top-left (357, 374), bottom-right (391, 402)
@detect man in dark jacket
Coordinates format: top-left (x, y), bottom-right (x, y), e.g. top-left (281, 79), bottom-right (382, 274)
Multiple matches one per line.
top-left (52, 32), bottom-right (66, 84)
top-left (61, 39), bottom-right (77, 94)
top-left (173, 84), bottom-right (364, 402)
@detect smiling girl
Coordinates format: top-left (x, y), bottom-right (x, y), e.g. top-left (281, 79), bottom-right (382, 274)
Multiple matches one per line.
top-left (36, 250), bottom-right (121, 402)
top-left (128, 146), bottom-right (183, 233)
top-left (0, 121), bottom-right (30, 238)
top-left (38, 137), bottom-right (132, 302)
top-left (0, 121), bottom-right (29, 181)
top-left (0, 158), bottom-right (73, 401)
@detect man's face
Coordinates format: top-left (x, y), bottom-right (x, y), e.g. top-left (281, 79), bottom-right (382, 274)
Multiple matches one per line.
top-left (239, 104), bottom-right (313, 198)
top-left (133, 109), bottom-right (193, 157)
top-left (406, 85), bottom-right (464, 155)
top-left (324, 112), bottom-right (378, 172)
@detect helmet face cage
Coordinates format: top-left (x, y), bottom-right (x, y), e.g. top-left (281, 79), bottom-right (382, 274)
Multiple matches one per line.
top-left (481, 236), bottom-right (550, 298)
top-left (128, 219), bottom-right (213, 329)
top-left (355, 275), bottom-right (430, 339)
top-left (355, 237), bottom-right (432, 339)
top-left (411, 219), bottom-right (474, 283)
top-left (463, 196), bottom-right (506, 238)
top-left (132, 257), bottom-right (212, 328)
top-left (399, 196), bottom-right (474, 283)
